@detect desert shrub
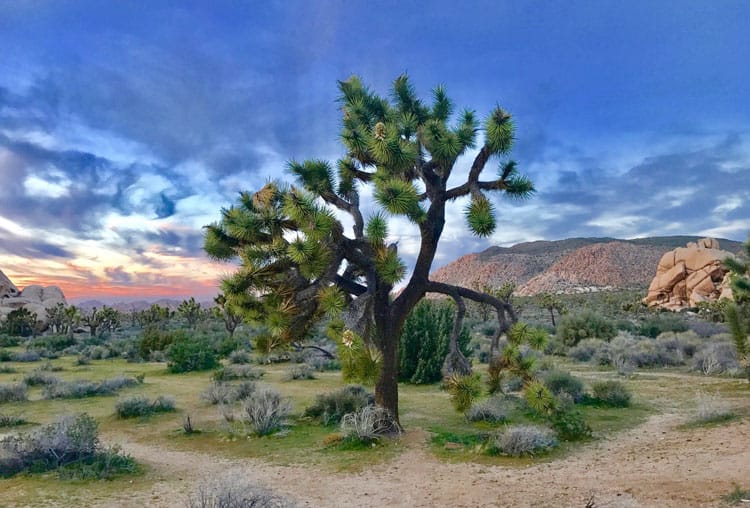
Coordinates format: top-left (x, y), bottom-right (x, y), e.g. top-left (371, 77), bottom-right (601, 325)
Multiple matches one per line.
top-left (212, 364), bottom-right (265, 381)
top-left (42, 375), bottom-right (141, 399)
top-left (398, 300), bottom-right (471, 384)
top-left (0, 413), bottom-right (27, 427)
top-left (305, 355), bottom-right (341, 372)
top-left (445, 373), bottom-right (482, 413)
top-left (240, 387), bottom-right (291, 436)
top-left (23, 370), bottom-right (61, 386)
top-left (138, 326), bottom-right (180, 359)
top-left (115, 395), bottom-right (176, 418)
top-left (167, 335), bottom-right (218, 373)
top-left (84, 345), bottom-right (110, 360)
top-left (186, 473), bottom-right (295, 508)
top-left (340, 405), bottom-right (400, 444)
top-left (228, 349), bottom-right (251, 364)
top-left (12, 350), bottom-right (41, 362)
top-left (688, 319), bottom-right (726, 338)
top-left (202, 382), bottom-right (237, 405)
top-left (589, 380), bottom-right (631, 407)
top-left (549, 406), bottom-right (592, 441)
top-left (542, 370), bottom-right (585, 403)
top-left (692, 391), bottom-right (734, 424)
top-left (284, 364), bottom-right (315, 381)
top-left (692, 342), bottom-right (739, 375)
top-left (556, 311), bottom-right (617, 346)
top-left (0, 413), bottom-right (137, 479)
top-left (0, 365), bottom-right (16, 373)
top-left (490, 425), bottom-right (557, 457)
top-left (0, 348), bottom-right (13, 361)
top-left (636, 314), bottom-right (689, 338)
top-left (38, 360), bottom-right (64, 372)
top-left (233, 381), bottom-right (257, 401)
top-left (465, 396), bottom-right (514, 423)
top-left (27, 334), bottom-right (76, 352)
top-left (304, 385), bottom-right (374, 425)
top-left (0, 383), bottom-right (28, 402)
top-left (0, 334), bottom-right (20, 347)
top-left (655, 331), bottom-right (702, 358)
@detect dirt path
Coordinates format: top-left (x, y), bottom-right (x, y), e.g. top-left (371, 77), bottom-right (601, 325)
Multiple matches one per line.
top-left (101, 408), bottom-right (749, 508)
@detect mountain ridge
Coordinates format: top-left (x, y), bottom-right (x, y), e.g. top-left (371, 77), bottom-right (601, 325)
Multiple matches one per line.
top-left (431, 235), bottom-right (744, 295)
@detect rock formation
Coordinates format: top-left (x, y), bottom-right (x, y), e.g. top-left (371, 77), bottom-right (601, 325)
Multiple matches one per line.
top-left (643, 238), bottom-right (734, 310)
top-left (0, 269), bottom-right (67, 328)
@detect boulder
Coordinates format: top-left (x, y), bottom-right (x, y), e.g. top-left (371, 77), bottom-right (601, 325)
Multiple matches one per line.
top-left (0, 270), bottom-right (20, 298)
top-left (0, 271), bottom-right (67, 329)
top-left (643, 238), bottom-right (735, 310)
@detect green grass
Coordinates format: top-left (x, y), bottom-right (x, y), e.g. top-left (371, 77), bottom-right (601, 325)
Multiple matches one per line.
top-left (723, 484), bottom-right (750, 505)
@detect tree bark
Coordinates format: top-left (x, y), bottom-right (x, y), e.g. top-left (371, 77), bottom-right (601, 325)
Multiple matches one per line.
top-left (374, 318), bottom-right (400, 426)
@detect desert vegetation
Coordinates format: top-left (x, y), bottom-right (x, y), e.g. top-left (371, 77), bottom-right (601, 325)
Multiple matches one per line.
top-left (0, 76), bottom-right (748, 507)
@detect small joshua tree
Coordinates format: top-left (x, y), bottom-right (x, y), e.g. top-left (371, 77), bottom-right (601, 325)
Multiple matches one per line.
top-left (724, 236), bottom-right (750, 380)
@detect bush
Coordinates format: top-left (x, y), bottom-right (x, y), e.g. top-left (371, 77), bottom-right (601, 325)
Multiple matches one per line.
top-left (0, 383), bottom-right (28, 402)
top-left (465, 396), bottom-right (512, 423)
top-left (202, 382), bottom-right (238, 405)
top-left (0, 413), bottom-right (137, 479)
top-left (27, 334), bottom-right (76, 352)
top-left (549, 407), bottom-right (592, 441)
top-left (304, 385), bottom-right (374, 425)
top-left (693, 391), bottom-right (734, 424)
top-left (212, 365), bottom-right (265, 381)
top-left (340, 405), bottom-right (400, 444)
top-left (240, 388), bottom-right (291, 436)
top-left (0, 334), bottom-right (20, 347)
top-left (12, 350), bottom-right (41, 362)
top-left (115, 395), bottom-right (176, 418)
top-left (557, 311), bottom-right (616, 346)
top-left (636, 314), bottom-right (689, 338)
top-left (0, 413), bottom-right (27, 427)
top-left (283, 364), bottom-right (315, 381)
top-left (227, 349), bottom-right (251, 364)
top-left (0, 348), bottom-right (12, 361)
top-left (692, 342), bottom-right (739, 375)
top-left (305, 356), bottom-right (340, 372)
top-left (23, 370), bottom-right (61, 387)
top-left (138, 326), bottom-right (179, 359)
top-left (42, 375), bottom-right (141, 399)
top-left (398, 300), bottom-right (471, 384)
top-left (445, 373), bottom-right (482, 413)
top-left (186, 473), bottom-right (296, 508)
top-left (167, 335), bottom-right (219, 373)
top-left (543, 370), bottom-right (585, 403)
top-left (490, 425), bottom-right (557, 457)
top-left (589, 380), bottom-right (631, 407)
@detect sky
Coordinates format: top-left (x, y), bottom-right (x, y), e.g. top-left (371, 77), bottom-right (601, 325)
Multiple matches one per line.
top-left (0, 1), bottom-right (749, 302)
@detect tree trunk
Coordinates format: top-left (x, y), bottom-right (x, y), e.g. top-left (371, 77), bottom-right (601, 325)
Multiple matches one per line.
top-left (372, 294), bottom-right (402, 427)
top-left (549, 308), bottom-right (556, 328)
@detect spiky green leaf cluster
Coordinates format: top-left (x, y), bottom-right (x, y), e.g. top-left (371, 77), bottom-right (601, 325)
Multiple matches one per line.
top-left (375, 246), bottom-right (407, 285)
top-left (465, 196), bottom-right (496, 237)
top-left (485, 107), bottom-right (514, 154)
top-left (373, 178), bottom-right (424, 220)
top-left (318, 286), bottom-right (347, 317)
top-left (365, 213), bottom-right (388, 245)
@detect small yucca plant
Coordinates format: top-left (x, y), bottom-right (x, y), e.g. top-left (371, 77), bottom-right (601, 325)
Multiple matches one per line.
top-left (445, 373), bottom-right (482, 413)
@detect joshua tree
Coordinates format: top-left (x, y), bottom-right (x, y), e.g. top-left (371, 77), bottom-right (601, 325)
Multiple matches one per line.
top-left (177, 297), bottom-right (203, 329)
top-left (536, 292), bottom-right (566, 328)
top-left (205, 75), bottom-right (533, 422)
top-left (213, 293), bottom-right (243, 339)
top-left (724, 237), bottom-right (750, 380)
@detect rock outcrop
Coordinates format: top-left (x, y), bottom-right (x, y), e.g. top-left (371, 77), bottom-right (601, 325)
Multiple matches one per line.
top-left (0, 269), bottom-right (67, 327)
top-left (642, 238), bottom-right (734, 310)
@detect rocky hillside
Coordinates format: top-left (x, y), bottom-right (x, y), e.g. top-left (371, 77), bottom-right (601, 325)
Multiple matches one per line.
top-left (430, 236), bottom-right (744, 296)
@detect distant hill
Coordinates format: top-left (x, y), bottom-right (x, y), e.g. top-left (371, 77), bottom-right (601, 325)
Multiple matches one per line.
top-left (74, 298), bottom-right (215, 312)
top-left (430, 236), bottom-right (744, 296)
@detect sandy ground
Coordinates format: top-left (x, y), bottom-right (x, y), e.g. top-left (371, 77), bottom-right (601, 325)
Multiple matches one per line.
top-left (95, 401), bottom-right (749, 508)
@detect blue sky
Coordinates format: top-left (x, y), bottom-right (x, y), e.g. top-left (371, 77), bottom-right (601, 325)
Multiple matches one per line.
top-left (0, 1), bottom-right (748, 299)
